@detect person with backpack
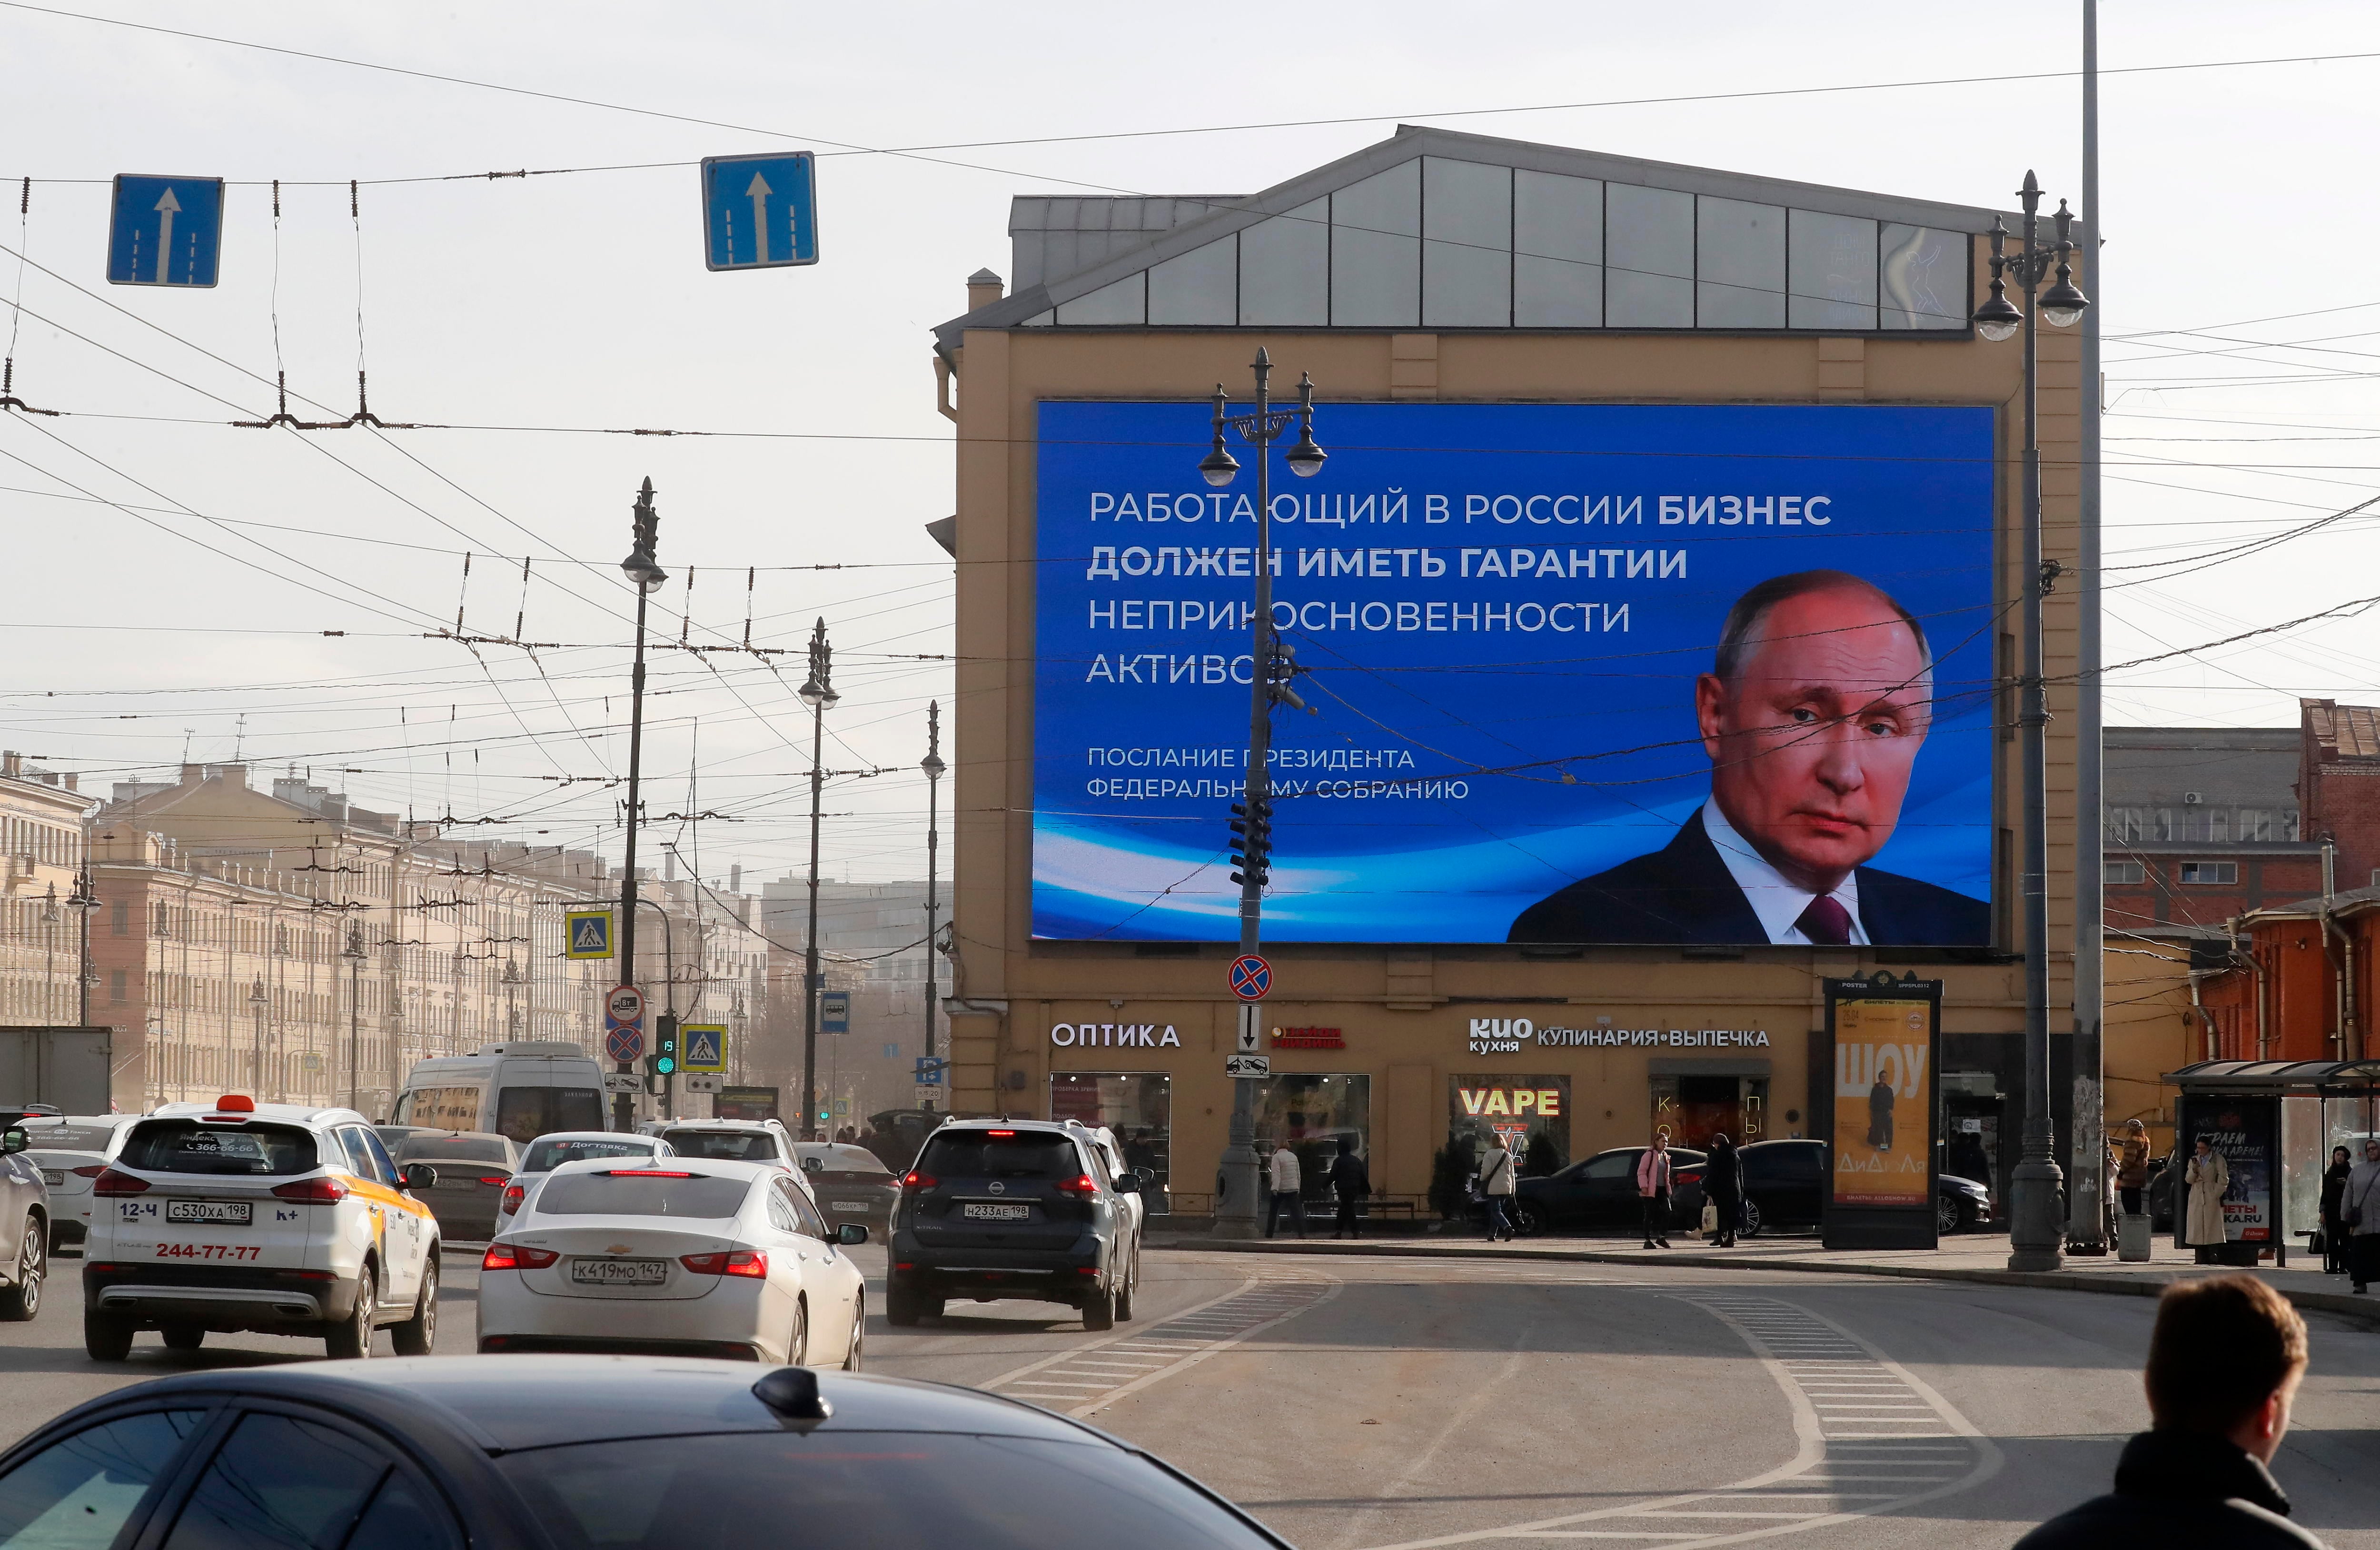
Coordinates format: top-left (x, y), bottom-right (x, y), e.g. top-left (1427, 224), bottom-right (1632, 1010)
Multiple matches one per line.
top-left (1477, 1132), bottom-right (1517, 1242)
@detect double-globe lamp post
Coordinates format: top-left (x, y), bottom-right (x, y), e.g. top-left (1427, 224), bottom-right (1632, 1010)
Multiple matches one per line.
top-left (1196, 348), bottom-right (1325, 1236)
top-left (616, 478), bottom-right (668, 1134)
top-left (1971, 172), bottom-right (2090, 1273)
top-left (921, 700), bottom-right (946, 1113)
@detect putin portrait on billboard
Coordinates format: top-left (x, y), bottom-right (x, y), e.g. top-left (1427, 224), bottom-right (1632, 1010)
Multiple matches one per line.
top-left (1508, 570), bottom-right (1989, 947)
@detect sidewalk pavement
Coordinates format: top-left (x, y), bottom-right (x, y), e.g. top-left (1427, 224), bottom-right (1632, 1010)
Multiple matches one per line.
top-left (1146, 1226), bottom-right (2380, 1327)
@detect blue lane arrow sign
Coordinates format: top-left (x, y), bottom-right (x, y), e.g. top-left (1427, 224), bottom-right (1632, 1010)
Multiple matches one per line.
top-left (700, 153), bottom-right (818, 270)
top-left (108, 175), bottom-right (225, 288)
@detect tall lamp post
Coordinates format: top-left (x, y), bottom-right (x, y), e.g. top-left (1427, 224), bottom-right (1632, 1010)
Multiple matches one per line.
top-left (1972, 171), bottom-right (2090, 1273)
top-left (616, 477), bottom-right (668, 1133)
top-left (797, 619), bottom-right (838, 1141)
top-left (342, 923), bottom-right (366, 1111)
top-left (68, 862), bottom-right (101, 1029)
top-left (1197, 348), bottom-right (1325, 1236)
top-left (920, 700), bottom-right (945, 1113)
top-left (40, 884), bottom-right (60, 1024)
top-left (248, 978), bottom-right (269, 1096)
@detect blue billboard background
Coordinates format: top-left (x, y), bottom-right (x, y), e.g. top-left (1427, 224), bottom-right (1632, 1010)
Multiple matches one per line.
top-left (1033, 401), bottom-right (1997, 942)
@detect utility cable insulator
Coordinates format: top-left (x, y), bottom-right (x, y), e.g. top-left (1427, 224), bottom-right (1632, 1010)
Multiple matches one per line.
top-left (0, 358), bottom-right (60, 416)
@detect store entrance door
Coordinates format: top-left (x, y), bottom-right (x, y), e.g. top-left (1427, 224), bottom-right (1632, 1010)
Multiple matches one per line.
top-left (1652, 1073), bottom-right (1769, 1150)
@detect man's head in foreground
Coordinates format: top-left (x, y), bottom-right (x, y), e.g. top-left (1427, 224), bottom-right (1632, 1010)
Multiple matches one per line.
top-left (1697, 571), bottom-right (1934, 894)
top-left (2146, 1274), bottom-right (2308, 1462)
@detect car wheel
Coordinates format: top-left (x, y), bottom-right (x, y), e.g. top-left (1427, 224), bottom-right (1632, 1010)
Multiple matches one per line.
top-left (1738, 1199), bottom-right (1764, 1240)
top-left (1114, 1251), bottom-right (1138, 1322)
top-left (0, 1221), bottom-right (44, 1321)
top-left (84, 1308), bottom-right (133, 1362)
top-left (842, 1293), bottom-right (864, 1371)
top-left (390, 1254), bottom-right (438, 1356)
top-left (788, 1298), bottom-right (809, 1366)
top-left (1935, 1193), bottom-right (1963, 1235)
top-left (326, 1269), bottom-right (376, 1360)
top-left (1081, 1282), bottom-right (1116, 1332)
top-left (1509, 1200), bottom-right (1547, 1237)
top-left (161, 1322), bottom-right (205, 1352)
top-left (885, 1277), bottom-right (922, 1327)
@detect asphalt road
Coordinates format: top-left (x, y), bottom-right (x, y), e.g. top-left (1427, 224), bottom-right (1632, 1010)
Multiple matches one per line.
top-left (6, 1243), bottom-right (2377, 1550)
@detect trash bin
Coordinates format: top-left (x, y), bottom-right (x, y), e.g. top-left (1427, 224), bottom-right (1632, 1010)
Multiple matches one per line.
top-left (2117, 1212), bottom-right (2152, 1262)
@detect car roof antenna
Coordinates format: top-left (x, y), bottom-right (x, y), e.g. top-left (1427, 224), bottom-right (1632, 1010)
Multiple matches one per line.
top-left (753, 1367), bottom-right (834, 1426)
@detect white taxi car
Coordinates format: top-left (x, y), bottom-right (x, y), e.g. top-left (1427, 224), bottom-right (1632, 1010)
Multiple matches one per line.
top-left (477, 1156), bottom-right (866, 1367)
top-left (83, 1094), bottom-right (442, 1361)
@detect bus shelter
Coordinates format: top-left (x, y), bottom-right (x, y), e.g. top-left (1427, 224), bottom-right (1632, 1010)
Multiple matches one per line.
top-left (2165, 1059), bottom-right (2380, 1265)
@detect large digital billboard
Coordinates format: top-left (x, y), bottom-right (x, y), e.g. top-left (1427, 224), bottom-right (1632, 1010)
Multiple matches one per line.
top-left (1033, 402), bottom-right (1997, 945)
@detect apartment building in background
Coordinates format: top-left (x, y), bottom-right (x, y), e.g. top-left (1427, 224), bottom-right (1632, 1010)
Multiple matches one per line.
top-left (0, 752), bottom-right (98, 1030)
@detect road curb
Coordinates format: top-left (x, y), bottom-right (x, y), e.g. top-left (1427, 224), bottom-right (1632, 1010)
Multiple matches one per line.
top-left (1145, 1234), bottom-right (2380, 1327)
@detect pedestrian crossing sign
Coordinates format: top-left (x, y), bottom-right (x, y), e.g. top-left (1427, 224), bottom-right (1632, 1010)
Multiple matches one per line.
top-left (565, 909), bottom-right (615, 960)
top-left (680, 1023), bottom-right (728, 1073)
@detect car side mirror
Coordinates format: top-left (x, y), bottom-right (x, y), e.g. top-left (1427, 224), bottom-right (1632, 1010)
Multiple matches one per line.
top-left (803, 1156), bottom-right (823, 1172)
top-left (1134, 1166), bottom-right (1155, 1182)
top-left (835, 1223), bottom-right (868, 1246)
top-left (1112, 1173), bottom-right (1141, 1195)
top-left (0, 1128), bottom-right (24, 1155)
top-left (400, 1163), bottom-right (438, 1192)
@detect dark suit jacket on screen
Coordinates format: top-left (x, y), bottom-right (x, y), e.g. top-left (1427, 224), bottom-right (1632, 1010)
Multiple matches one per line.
top-left (1506, 809), bottom-right (1991, 947)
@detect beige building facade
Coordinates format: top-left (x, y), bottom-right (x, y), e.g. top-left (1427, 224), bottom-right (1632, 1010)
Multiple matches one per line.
top-left (0, 754), bottom-right (98, 1030)
top-left (934, 128), bottom-right (2085, 1213)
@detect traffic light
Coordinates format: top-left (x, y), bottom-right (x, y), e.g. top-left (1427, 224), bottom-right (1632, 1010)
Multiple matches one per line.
top-left (648, 1013), bottom-right (679, 1088)
top-left (1229, 797), bottom-right (1272, 888)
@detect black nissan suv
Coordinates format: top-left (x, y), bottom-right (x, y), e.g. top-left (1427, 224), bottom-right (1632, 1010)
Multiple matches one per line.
top-left (886, 1120), bottom-right (1143, 1331)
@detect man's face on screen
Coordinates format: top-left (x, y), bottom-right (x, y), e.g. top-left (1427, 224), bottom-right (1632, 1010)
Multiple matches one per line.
top-left (1696, 586), bottom-right (1932, 894)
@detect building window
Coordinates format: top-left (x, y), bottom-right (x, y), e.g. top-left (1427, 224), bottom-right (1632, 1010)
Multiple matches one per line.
top-left (109, 970), bottom-right (127, 1003)
top-left (2178, 861), bottom-right (2238, 885)
top-left (2106, 860), bottom-right (2145, 885)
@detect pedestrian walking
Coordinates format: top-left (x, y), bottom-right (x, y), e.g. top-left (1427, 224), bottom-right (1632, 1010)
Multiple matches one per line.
top-left (1327, 1139), bottom-right (1370, 1240)
top-left (1637, 1134), bottom-right (1674, 1249)
top-left (2013, 1274), bottom-right (2326, 1549)
top-left (2347, 1140), bottom-right (2380, 1295)
top-left (2185, 1137), bottom-right (2231, 1265)
top-left (1266, 1140), bottom-right (1305, 1240)
top-left (1478, 1132), bottom-right (1517, 1242)
top-left (2318, 1146), bottom-right (2353, 1276)
top-left (1703, 1132), bottom-right (1745, 1248)
top-left (2117, 1119), bottom-right (2152, 1217)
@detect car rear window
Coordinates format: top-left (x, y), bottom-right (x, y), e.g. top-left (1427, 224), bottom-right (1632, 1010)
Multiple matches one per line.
top-left (798, 1146), bottom-right (890, 1176)
top-left (917, 1132), bottom-right (1079, 1180)
top-left (535, 1172), bottom-right (751, 1219)
top-left (661, 1130), bottom-right (778, 1162)
top-left (524, 1138), bottom-right (654, 1173)
top-left (24, 1124), bottom-right (119, 1151)
top-left (398, 1135), bottom-right (514, 1164)
top-left (497, 1432), bottom-right (1278, 1550)
top-left (496, 1087), bottom-right (606, 1144)
top-left (121, 1120), bottom-right (317, 1177)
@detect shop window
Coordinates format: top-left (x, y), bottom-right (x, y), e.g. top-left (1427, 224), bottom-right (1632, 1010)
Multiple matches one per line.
top-left (1513, 169), bottom-right (1603, 327)
top-left (1049, 1073), bottom-right (1171, 1212)
top-left (1649, 1072), bottom-right (1769, 1150)
top-left (1448, 1074), bottom-right (1571, 1173)
top-left (1879, 224), bottom-right (1965, 330)
top-left (1422, 157), bottom-right (1511, 328)
top-left (2105, 860), bottom-right (2144, 885)
top-left (1238, 198), bottom-right (1328, 326)
top-left (1330, 162), bottom-right (1421, 327)
top-left (1250, 1074), bottom-right (1370, 1205)
top-left (1786, 208), bottom-right (1879, 330)
top-left (1605, 183), bottom-right (1693, 327)
top-left (1695, 196), bottom-right (1785, 328)
top-left (2179, 861), bottom-right (2238, 885)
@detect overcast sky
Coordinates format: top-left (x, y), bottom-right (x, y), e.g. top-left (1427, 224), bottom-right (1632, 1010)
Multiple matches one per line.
top-left (4, 0), bottom-right (2377, 891)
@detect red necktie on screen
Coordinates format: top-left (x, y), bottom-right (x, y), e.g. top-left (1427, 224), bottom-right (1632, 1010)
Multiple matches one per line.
top-left (1795, 895), bottom-right (1854, 945)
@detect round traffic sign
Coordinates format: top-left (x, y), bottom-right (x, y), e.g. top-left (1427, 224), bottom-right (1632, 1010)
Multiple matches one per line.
top-left (604, 1023), bottom-right (646, 1064)
top-left (1228, 954), bottom-right (1272, 1002)
top-left (607, 984), bottom-right (646, 1023)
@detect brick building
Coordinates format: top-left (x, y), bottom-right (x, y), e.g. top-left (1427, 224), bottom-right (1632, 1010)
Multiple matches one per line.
top-left (2300, 698), bottom-right (2380, 893)
top-left (2102, 726), bottom-right (2321, 931)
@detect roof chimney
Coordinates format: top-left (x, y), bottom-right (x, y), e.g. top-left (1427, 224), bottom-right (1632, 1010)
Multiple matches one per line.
top-left (63, 774), bottom-right (77, 792)
top-left (967, 268), bottom-right (1004, 311)
top-left (180, 764), bottom-right (205, 785)
top-left (0, 751), bottom-right (18, 779)
top-left (219, 764), bottom-right (248, 789)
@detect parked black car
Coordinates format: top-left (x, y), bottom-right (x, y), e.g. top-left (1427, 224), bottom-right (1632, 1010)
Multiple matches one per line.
top-left (888, 1120), bottom-right (1143, 1330)
top-left (0, 1358), bottom-right (1294, 1550)
top-left (1732, 1139), bottom-right (1993, 1236)
top-left (1511, 1147), bottom-right (1708, 1235)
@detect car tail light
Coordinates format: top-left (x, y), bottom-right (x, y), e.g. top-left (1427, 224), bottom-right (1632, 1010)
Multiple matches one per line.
top-left (478, 1175), bottom-right (511, 1187)
top-left (1055, 1173), bottom-right (1097, 1197)
top-left (482, 1242), bottom-right (559, 1271)
top-left (987, 1129), bottom-right (1016, 1137)
top-left (71, 1164), bottom-right (109, 1178)
top-left (270, 1176), bottom-right (349, 1204)
top-left (680, 1250), bottom-right (768, 1278)
top-left (901, 1171), bottom-right (936, 1191)
top-left (92, 1169), bottom-right (150, 1197)
top-left (500, 1183), bottom-right (526, 1216)
top-left (1674, 1169), bottom-right (1704, 1185)
top-left (601, 1169), bottom-right (694, 1177)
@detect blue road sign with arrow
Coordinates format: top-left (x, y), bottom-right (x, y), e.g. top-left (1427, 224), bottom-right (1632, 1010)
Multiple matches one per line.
top-left (108, 175), bottom-right (224, 288)
top-left (701, 153), bottom-right (818, 270)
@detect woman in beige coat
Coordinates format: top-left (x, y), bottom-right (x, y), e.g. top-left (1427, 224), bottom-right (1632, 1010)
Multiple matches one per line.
top-left (2183, 1136), bottom-right (2230, 1264)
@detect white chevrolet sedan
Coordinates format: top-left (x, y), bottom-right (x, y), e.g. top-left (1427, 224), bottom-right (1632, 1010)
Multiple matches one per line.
top-left (476, 1157), bottom-right (867, 1368)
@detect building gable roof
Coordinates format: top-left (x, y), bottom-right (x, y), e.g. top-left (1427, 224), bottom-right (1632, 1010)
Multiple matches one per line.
top-left (935, 123), bottom-right (2003, 350)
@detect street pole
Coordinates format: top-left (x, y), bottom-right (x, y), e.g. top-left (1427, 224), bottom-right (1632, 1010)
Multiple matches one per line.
top-left (345, 924), bottom-right (364, 1113)
top-left (2067, 0), bottom-right (2109, 1254)
top-left (798, 619), bottom-right (838, 1142)
top-left (1976, 175), bottom-right (2087, 1273)
top-left (249, 979), bottom-right (267, 1096)
top-left (921, 700), bottom-right (945, 1112)
top-left (42, 885), bottom-right (59, 1025)
top-left (70, 863), bottom-right (99, 1030)
top-left (1200, 351), bottom-right (1324, 1236)
top-left (616, 477), bottom-right (666, 1133)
